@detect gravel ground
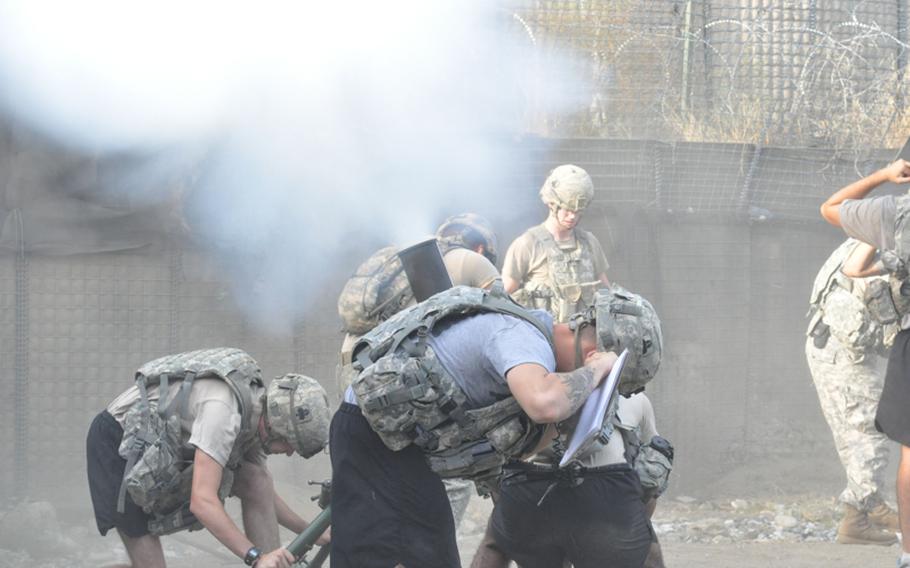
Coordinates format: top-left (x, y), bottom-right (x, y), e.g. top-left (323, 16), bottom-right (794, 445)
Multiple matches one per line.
top-left (0, 494), bottom-right (904, 567)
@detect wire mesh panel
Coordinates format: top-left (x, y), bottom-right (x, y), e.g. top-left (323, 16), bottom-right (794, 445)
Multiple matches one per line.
top-left (512, 0), bottom-right (910, 153)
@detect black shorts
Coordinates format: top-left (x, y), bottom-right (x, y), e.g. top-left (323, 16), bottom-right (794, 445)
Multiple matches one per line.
top-left (877, 329), bottom-right (910, 446)
top-left (491, 464), bottom-right (653, 568)
top-left (86, 410), bottom-right (152, 538)
top-left (329, 403), bottom-right (459, 568)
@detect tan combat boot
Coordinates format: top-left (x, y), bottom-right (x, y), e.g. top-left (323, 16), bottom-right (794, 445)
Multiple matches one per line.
top-left (867, 502), bottom-right (901, 532)
top-left (836, 504), bottom-right (898, 545)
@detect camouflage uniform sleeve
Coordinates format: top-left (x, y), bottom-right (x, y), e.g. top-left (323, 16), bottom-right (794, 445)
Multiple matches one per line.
top-left (502, 232), bottom-right (534, 284)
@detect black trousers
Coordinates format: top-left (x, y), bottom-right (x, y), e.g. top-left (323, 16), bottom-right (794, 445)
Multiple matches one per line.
top-left (491, 464), bottom-right (653, 568)
top-left (329, 403), bottom-right (460, 568)
top-left (86, 410), bottom-right (152, 537)
top-left (877, 328), bottom-right (910, 445)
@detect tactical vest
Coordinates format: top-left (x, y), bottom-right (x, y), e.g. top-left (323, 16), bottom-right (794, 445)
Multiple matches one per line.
top-left (512, 224), bottom-right (601, 323)
top-left (806, 239), bottom-right (889, 354)
top-left (350, 285), bottom-right (554, 482)
top-left (117, 348), bottom-right (264, 535)
top-left (875, 193), bottom-right (910, 329)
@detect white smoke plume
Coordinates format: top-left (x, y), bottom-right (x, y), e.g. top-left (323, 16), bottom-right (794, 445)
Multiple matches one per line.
top-left (0, 0), bottom-right (590, 330)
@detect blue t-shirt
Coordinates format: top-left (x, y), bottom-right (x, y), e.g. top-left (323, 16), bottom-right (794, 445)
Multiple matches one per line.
top-left (344, 310), bottom-right (555, 408)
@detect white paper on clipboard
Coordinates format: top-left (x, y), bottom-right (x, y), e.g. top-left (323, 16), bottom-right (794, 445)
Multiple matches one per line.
top-left (558, 349), bottom-right (629, 468)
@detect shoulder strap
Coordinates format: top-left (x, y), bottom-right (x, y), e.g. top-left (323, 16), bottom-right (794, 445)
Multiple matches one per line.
top-left (528, 224), bottom-right (556, 248)
top-left (354, 285), bottom-right (556, 369)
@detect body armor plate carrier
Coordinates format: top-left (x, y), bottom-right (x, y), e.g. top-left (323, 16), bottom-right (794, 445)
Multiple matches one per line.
top-left (512, 225), bottom-right (602, 323)
top-left (117, 348), bottom-right (264, 535)
top-left (351, 285), bottom-right (555, 482)
top-left (807, 239), bottom-right (893, 354)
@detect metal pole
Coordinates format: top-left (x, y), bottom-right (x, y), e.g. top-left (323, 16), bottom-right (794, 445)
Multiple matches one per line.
top-left (13, 209), bottom-right (29, 497)
top-left (680, 0), bottom-right (694, 113)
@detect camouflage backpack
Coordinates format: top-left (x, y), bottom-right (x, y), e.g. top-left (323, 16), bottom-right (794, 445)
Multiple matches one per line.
top-left (337, 246), bottom-right (415, 335)
top-left (351, 284), bottom-right (554, 482)
top-left (117, 348), bottom-right (264, 535)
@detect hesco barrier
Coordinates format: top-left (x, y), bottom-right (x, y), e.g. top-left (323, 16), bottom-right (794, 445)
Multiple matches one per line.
top-left (0, 136), bottom-right (882, 502)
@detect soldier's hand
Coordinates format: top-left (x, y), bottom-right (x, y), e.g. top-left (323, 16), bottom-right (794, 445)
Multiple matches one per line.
top-left (885, 159), bottom-right (910, 184)
top-left (584, 350), bottom-right (617, 385)
top-left (255, 548), bottom-right (295, 568)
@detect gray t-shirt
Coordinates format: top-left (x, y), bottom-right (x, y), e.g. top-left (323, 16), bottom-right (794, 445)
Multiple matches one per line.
top-left (839, 196), bottom-right (896, 251)
top-left (427, 310), bottom-right (555, 409)
top-left (837, 195), bottom-right (910, 329)
top-left (344, 310), bottom-right (556, 408)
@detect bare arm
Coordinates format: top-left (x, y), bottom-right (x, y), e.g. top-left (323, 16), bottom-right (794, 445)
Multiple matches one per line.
top-left (841, 242), bottom-right (885, 278)
top-left (506, 351), bottom-right (616, 423)
top-left (274, 493), bottom-right (330, 546)
top-left (503, 275), bottom-right (521, 294)
top-left (189, 450), bottom-right (261, 559)
top-left (191, 452), bottom-right (294, 568)
top-left (599, 272), bottom-right (610, 287)
top-left (821, 160), bottom-right (910, 227)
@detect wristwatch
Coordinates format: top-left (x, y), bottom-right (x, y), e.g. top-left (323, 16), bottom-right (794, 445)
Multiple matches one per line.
top-left (243, 546), bottom-right (262, 566)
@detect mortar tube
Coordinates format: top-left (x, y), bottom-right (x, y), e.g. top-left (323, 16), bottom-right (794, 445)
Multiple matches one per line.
top-left (286, 504), bottom-right (332, 559)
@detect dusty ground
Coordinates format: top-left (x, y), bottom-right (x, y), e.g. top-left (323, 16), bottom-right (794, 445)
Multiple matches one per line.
top-left (1, 472), bottom-right (904, 567)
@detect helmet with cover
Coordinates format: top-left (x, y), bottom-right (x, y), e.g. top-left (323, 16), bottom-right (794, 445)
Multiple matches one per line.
top-left (436, 212), bottom-right (500, 265)
top-left (568, 286), bottom-right (662, 395)
top-left (265, 374), bottom-right (331, 458)
top-left (539, 164), bottom-right (594, 212)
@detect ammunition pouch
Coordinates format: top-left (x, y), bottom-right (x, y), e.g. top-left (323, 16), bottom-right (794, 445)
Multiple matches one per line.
top-left (353, 345), bottom-right (540, 480)
top-left (865, 279), bottom-right (901, 326)
top-left (512, 284), bottom-right (554, 313)
top-left (148, 503), bottom-right (202, 536)
top-left (634, 436), bottom-right (674, 502)
top-left (806, 309), bottom-right (830, 349)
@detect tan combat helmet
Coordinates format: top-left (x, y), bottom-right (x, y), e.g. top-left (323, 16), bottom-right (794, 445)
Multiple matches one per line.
top-left (436, 212), bottom-right (500, 265)
top-left (568, 286), bottom-right (662, 395)
top-left (265, 373), bottom-right (331, 458)
top-left (539, 164), bottom-right (595, 212)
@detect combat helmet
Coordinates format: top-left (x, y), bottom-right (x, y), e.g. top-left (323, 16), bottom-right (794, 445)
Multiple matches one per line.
top-left (436, 212), bottom-right (500, 265)
top-left (568, 286), bottom-right (662, 395)
top-left (265, 374), bottom-right (331, 458)
top-left (539, 164), bottom-right (594, 212)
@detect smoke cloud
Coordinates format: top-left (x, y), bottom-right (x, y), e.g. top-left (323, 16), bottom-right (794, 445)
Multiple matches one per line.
top-left (0, 0), bottom-right (590, 330)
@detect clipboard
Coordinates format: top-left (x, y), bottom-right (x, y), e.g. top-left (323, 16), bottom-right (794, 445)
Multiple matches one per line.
top-left (558, 349), bottom-right (629, 468)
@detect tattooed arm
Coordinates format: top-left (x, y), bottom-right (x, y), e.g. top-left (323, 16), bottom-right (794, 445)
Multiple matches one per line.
top-left (506, 351), bottom-right (616, 423)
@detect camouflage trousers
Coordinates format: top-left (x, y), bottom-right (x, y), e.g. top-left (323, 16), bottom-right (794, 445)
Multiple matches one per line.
top-left (805, 336), bottom-right (891, 510)
top-left (444, 478), bottom-right (473, 530)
